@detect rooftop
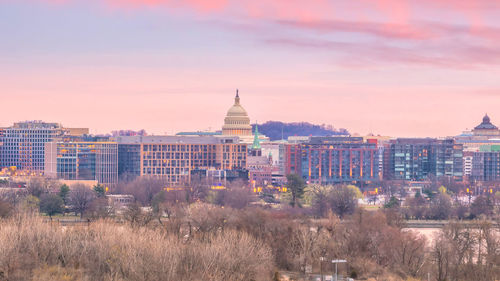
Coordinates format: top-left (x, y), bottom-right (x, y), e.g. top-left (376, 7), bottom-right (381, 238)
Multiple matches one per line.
top-left (474, 114), bottom-right (498, 130)
top-left (116, 135), bottom-right (240, 145)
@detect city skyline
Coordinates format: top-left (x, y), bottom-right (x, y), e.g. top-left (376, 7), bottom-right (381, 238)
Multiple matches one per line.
top-left (2, 1), bottom-right (500, 137)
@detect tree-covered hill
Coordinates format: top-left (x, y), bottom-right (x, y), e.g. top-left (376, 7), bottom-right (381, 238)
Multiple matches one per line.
top-left (253, 121), bottom-right (349, 141)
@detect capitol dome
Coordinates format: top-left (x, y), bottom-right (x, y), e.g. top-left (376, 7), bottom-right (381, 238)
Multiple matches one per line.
top-left (222, 90), bottom-right (252, 136)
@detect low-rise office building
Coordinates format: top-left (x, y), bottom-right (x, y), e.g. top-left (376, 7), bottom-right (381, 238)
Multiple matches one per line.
top-left (45, 141), bottom-right (118, 185)
top-left (116, 135), bottom-right (247, 186)
top-left (285, 137), bottom-right (379, 185)
top-left (471, 145), bottom-right (500, 182)
top-left (0, 121), bottom-right (88, 173)
top-left (384, 138), bottom-right (463, 181)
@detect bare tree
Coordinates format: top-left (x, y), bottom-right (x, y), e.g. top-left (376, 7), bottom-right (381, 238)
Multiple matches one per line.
top-left (184, 174), bottom-right (210, 203)
top-left (120, 176), bottom-right (166, 205)
top-left (69, 184), bottom-right (96, 219)
top-left (430, 220), bottom-right (500, 281)
top-left (393, 231), bottom-right (426, 277)
top-left (432, 234), bottom-right (451, 281)
top-left (293, 224), bottom-right (322, 275)
top-left (215, 185), bottom-right (255, 209)
top-left (0, 188), bottom-right (27, 206)
top-left (452, 199), bottom-right (469, 220)
top-left (151, 191), bottom-right (187, 236)
top-left (470, 195), bottom-right (494, 218)
top-left (307, 184), bottom-right (331, 218)
top-left (187, 203), bottom-right (230, 239)
top-left (428, 193), bottom-right (452, 220)
top-left (87, 197), bottom-right (113, 220)
top-left (123, 202), bottom-right (155, 227)
top-left (328, 185), bottom-right (358, 218)
top-left (26, 177), bottom-right (50, 198)
top-left (405, 194), bottom-right (427, 220)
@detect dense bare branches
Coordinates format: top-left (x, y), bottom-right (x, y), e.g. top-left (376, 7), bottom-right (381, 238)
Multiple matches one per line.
top-left (0, 199), bottom-right (12, 218)
top-left (432, 221), bottom-right (500, 281)
top-left (0, 214), bottom-right (273, 281)
top-left (213, 185), bottom-right (255, 209)
top-left (1, 177), bottom-right (498, 281)
top-left (119, 176), bottom-right (166, 205)
top-left (428, 193), bottom-right (452, 220)
top-left (68, 184), bottom-right (96, 219)
top-left (25, 177), bottom-right (51, 198)
top-left (470, 195), bottom-right (495, 218)
top-left (308, 185), bottom-right (358, 218)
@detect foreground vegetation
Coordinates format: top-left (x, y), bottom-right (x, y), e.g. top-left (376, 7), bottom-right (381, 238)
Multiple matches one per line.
top-left (0, 205), bottom-right (498, 281)
top-left (0, 175), bottom-right (498, 280)
top-left (0, 213), bottom-right (273, 281)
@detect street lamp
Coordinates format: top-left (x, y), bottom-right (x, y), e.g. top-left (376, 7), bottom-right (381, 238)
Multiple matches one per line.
top-left (331, 259), bottom-right (347, 281)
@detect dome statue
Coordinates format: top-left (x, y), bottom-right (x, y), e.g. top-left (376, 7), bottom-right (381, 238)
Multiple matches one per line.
top-left (222, 90), bottom-right (252, 136)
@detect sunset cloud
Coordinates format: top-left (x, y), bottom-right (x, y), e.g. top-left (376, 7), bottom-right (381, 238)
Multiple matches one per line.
top-left (266, 36), bottom-right (500, 69)
top-left (11, 0), bottom-right (500, 68)
top-left (275, 19), bottom-right (433, 40)
top-left (14, 0), bottom-right (500, 23)
top-left (104, 0), bottom-right (228, 12)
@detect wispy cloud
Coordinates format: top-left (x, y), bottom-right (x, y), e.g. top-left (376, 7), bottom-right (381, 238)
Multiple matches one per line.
top-left (104, 0), bottom-right (228, 12)
top-left (266, 36), bottom-right (500, 69)
top-left (276, 19), bottom-right (433, 40)
top-left (5, 0), bottom-right (500, 69)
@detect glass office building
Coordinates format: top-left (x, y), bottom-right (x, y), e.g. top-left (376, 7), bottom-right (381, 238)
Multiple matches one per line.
top-left (471, 146), bottom-right (500, 182)
top-left (0, 121), bottom-right (66, 173)
top-left (285, 137), bottom-right (379, 185)
top-left (385, 138), bottom-right (463, 181)
top-left (118, 144), bottom-right (142, 179)
top-left (0, 121), bottom-right (89, 174)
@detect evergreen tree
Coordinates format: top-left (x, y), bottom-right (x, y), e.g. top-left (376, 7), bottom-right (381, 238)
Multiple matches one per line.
top-left (286, 174), bottom-right (305, 207)
top-left (93, 184), bottom-right (106, 198)
top-left (40, 194), bottom-right (64, 219)
top-left (58, 184), bottom-right (70, 204)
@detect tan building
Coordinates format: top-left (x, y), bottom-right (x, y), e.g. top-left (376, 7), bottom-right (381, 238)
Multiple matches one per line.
top-left (117, 136), bottom-right (247, 186)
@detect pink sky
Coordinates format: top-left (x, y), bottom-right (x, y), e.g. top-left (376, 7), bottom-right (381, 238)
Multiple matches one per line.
top-left (1, 0), bottom-right (500, 137)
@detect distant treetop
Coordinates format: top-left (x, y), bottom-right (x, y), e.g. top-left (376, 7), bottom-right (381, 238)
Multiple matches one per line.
top-left (252, 121), bottom-right (348, 141)
top-left (111, 129), bottom-right (147, 137)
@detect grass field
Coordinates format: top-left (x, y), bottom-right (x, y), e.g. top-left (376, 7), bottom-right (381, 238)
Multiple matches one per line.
top-left (360, 204), bottom-right (382, 210)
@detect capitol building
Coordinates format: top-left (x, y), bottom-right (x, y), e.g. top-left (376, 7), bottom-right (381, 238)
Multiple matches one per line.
top-left (222, 90), bottom-right (252, 136)
top-left (221, 90), bottom-right (268, 144)
top-left (176, 90), bottom-right (268, 144)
